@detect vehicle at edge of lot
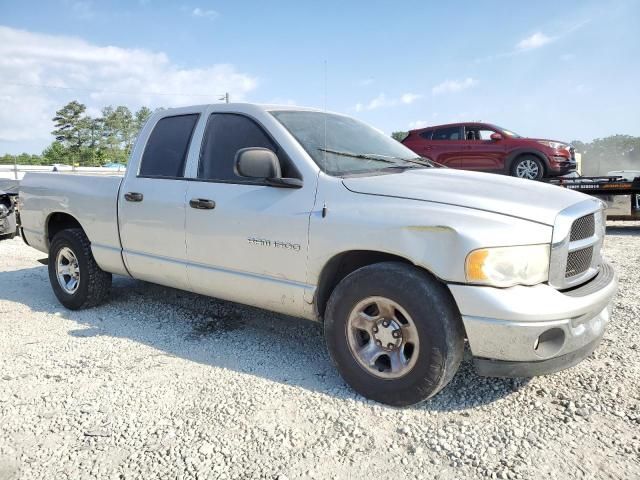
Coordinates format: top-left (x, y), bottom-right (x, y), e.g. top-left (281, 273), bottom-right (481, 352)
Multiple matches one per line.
top-left (401, 122), bottom-right (576, 181)
top-left (0, 181), bottom-right (19, 240)
top-left (18, 104), bottom-right (617, 406)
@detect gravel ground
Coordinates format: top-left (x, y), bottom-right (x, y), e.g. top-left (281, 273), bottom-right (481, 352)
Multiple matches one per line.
top-left (1, 223), bottom-right (639, 480)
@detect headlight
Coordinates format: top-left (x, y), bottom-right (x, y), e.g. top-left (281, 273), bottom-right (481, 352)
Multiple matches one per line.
top-left (465, 244), bottom-right (550, 287)
top-left (537, 140), bottom-right (566, 150)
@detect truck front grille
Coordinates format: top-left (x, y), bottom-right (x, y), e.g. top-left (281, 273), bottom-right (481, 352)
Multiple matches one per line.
top-left (570, 214), bottom-right (595, 241)
top-left (549, 200), bottom-right (604, 290)
top-left (565, 246), bottom-right (593, 278)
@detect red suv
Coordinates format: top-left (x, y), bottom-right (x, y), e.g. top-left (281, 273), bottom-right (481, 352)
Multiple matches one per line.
top-left (401, 122), bottom-right (576, 180)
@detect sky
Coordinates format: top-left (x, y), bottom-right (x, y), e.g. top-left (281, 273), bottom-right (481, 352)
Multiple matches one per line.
top-left (0, 0), bottom-right (639, 155)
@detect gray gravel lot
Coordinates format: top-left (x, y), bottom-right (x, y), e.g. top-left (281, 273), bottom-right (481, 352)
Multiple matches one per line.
top-left (1, 223), bottom-right (639, 480)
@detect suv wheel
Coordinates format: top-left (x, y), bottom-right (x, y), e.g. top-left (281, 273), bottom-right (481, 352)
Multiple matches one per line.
top-left (324, 262), bottom-right (464, 406)
top-left (511, 155), bottom-right (544, 180)
top-left (48, 228), bottom-right (112, 310)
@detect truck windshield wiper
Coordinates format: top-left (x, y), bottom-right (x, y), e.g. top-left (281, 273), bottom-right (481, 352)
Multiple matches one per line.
top-left (318, 148), bottom-right (398, 164)
top-left (411, 156), bottom-right (447, 168)
top-left (318, 148), bottom-right (433, 170)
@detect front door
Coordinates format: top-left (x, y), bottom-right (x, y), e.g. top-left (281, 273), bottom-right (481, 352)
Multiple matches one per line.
top-left (118, 113), bottom-right (200, 291)
top-left (458, 125), bottom-right (505, 172)
top-left (184, 113), bottom-right (316, 315)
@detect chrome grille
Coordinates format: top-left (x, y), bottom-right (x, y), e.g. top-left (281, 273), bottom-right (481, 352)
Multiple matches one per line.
top-left (570, 214), bottom-right (595, 241)
top-left (549, 199), bottom-right (605, 290)
top-left (565, 246), bottom-right (593, 277)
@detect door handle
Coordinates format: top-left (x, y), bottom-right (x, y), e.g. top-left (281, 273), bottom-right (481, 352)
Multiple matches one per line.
top-left (189, 198), bottom-right (216, 210)
top-left (124, 192), bottom-right (144, 202)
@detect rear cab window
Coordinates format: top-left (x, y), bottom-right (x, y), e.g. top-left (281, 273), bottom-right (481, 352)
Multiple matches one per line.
top-left (139, 114), bottom-right (199, 178)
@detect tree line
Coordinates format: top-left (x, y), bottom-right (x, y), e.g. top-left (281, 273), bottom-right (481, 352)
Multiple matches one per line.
top-left (0, 101), bottom-right (154, 166)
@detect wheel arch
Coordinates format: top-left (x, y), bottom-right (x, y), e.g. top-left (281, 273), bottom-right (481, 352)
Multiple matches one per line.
top-left (506, 150), bottom-right (549, 176)
top-left (314, 250), bottom-right (449, 321)
top-left (46, 212), bottom-right (85, 248)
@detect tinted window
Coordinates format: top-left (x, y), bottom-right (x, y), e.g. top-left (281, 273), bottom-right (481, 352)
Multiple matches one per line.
top-left (419, 130), bottom-right (433, 140)
top-left (199, 114), bottom-right (292, 181)
top-left (139, 114), bottom-right (198, 177)
top-left (432, 127), bottom-right (461, 141)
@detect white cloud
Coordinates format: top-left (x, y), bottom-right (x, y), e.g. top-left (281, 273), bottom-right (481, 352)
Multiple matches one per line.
top-left (355, 92), bottom-right (422, 111)
top-left (0, 26), bottom-right (257, 147)
top-left (400, 93), bottom-right (422, 104)
top-left (431, 78), bottom-right (477, 95)
top-left (192, 7), bottom-right (219, 19)
top-left (516, 32), bottom-right (553, 50)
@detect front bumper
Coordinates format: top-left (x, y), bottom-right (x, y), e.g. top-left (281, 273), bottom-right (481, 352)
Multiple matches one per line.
top-left (448, 262), bottom-right (617, 377)
top-left (548, 156), bottom-right (577, 175)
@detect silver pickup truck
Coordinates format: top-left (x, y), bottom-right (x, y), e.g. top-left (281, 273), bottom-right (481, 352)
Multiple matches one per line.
top-left (19, 104), bottom-right (617, 406)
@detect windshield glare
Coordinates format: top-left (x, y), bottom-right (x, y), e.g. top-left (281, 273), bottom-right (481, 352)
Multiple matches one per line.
top-left (270, 110), bottom-right (425, 175)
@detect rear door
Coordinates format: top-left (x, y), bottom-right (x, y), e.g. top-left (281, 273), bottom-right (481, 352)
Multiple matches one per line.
top-left (118, 110), bottom-right (201, 291)
top-left (430, 126), bottom-right (464, 167)
top-left (184, 112), bottom-right (315, 314)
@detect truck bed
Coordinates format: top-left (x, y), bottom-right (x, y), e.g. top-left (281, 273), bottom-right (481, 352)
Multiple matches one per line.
top-left (20, 172), bottom-right (128, 275)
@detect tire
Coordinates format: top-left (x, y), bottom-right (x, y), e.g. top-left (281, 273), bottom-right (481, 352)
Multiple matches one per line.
top-left (48, 228), bottom-right (112, 310)
top-left (324, 262), bottom-right (464, 406)
top-left (511, 155), bottom-right (544, 180)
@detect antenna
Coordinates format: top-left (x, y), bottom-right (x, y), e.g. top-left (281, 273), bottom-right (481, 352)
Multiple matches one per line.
top-left (219, 92), bottom-right (229, 103)
top-left (323, 60), bottom-right (327, 169)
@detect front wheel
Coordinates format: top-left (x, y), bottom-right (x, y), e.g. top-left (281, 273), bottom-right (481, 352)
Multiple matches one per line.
top-left (48, 228), bottom-right (112, 310)
top-left (511, 155), bottom-right (544, 180)
top-left (324, 262), bottom-right (464, 406)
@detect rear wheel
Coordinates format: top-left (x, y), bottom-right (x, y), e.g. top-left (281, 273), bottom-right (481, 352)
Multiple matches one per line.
top-left (511, 155), bottom-right (544, 180)
top-left (48, 228), bottom-right (112, 310)
top-left (324, 262), bottom-right (464, 406)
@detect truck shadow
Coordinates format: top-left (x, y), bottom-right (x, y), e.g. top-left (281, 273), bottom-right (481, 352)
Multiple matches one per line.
top-left (0, 263), bottom-right (528, 411)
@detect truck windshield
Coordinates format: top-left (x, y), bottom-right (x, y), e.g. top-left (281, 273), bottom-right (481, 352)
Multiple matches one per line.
top-left (270, 110), bottom-right (429, 176)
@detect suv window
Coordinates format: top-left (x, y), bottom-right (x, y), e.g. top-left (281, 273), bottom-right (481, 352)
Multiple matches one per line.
top-left (199, 113), bottom-right (292, 182)
top-left (419, 130), bottom-right (433, 140)
top-left (432, 126), bottom-right (461, 141)
top-left (139, 114), bottom-right (199, 178)
top-left (465, 126), bottom-right (498, 140)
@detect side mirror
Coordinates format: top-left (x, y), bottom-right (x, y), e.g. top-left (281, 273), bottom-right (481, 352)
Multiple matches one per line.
top-left (490, 132), bottom-right (503, 141)
top-left (234, 147), bottom-right (303, 188)
top-left (235, 147), bottom-right (282, 179)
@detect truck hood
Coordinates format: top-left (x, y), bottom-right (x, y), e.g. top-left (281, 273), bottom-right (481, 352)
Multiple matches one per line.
top-left (342, 168), bottom-right (589, 225)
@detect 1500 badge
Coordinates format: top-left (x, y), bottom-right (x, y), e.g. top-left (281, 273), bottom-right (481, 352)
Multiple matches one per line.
top-left (247, 237), bottom-right (301, 251)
